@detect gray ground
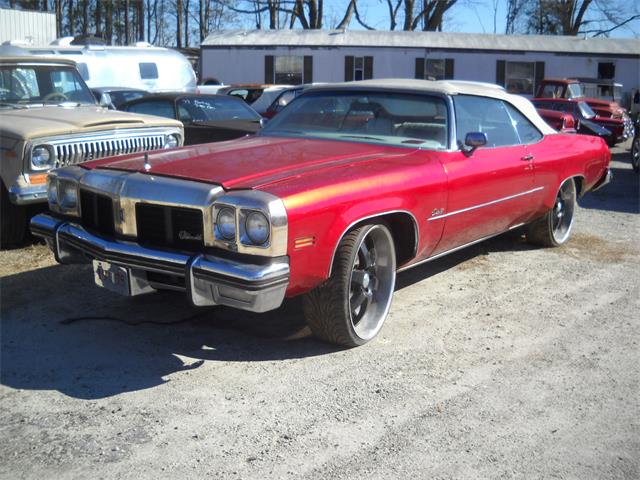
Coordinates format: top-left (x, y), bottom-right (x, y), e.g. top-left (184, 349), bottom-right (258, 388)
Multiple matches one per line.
top-left (1, 144), bottom-right (638, 480)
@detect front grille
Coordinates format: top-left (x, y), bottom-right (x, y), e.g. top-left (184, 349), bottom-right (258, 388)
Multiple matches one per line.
top-left (136, 204), bottom-right (204, 251)
top-left (80, 190), bottom-right (115, 235)
top-left (53, 135), bottom-right (166, 168)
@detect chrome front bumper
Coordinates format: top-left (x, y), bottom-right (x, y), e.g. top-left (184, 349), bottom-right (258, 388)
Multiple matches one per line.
top-left (30, 214), bottom-right (290, 313)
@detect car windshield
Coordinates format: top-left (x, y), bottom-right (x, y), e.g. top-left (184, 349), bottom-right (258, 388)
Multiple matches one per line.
top-left (177, 96), bottom-right (261, 122)
top-left (578, 101), bottom-right (596, 119)
top-left (0, 64), bottom-right (96, 106)
top-left (567, 83), bottom-right (583, 98)
top-left (261, 91), bottom-right (449, 150)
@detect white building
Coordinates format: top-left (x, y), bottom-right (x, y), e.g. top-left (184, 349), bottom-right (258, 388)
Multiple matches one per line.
top-left (0, 8), bottom-right (56, 46)
top-left (201, 29), bottom-right (640, 105)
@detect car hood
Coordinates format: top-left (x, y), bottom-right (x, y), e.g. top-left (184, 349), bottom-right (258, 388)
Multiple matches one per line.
top-left (0, 105), bottom-right (182, 140)
top-left (85, 135), bottom-right (416, 190)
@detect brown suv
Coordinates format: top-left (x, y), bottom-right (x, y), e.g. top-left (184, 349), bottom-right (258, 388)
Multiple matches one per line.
top-left (0, 56), bottom-right (184, 246)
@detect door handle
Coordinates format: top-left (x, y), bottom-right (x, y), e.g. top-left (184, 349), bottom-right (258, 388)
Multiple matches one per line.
top-left (521, 155), bottom-right (534, 161)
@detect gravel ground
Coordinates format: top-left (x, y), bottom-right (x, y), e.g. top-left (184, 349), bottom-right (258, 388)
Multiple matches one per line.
top-left (1, 144), bottom-right (638, 479)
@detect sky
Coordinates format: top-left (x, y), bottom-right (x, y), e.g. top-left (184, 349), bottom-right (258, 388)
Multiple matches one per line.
top-left (321, 0), bottom-right (640, 38)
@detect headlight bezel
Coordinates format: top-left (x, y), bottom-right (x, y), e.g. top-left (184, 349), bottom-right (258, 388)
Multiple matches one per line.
top-left (31, 144), bottom-right (55, 171)
top-left (210, 191), bottom-right (287, 257)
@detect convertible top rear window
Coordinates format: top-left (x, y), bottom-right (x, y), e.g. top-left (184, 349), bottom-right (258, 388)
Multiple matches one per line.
top-left (262, 91), bottom-right (449, 150)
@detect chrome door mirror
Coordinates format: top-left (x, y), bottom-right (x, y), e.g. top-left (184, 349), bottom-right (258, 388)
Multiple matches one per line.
top-left (461, 132), bottom-right (487, 157)
top-left (259, 117), bottom-right (269, 128)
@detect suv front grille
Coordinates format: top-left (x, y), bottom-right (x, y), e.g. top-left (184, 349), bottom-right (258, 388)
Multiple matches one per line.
top-left (53, 135), bottom-right (166, 168)
top-left (136, 204), bottom-right (204, 251)
top-left (80, 190), bottom-right (115, 235)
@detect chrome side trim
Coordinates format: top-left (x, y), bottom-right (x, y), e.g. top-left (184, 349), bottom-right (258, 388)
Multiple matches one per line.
top-left (427, 186), bottom-right (545, 221)
top-left (328, 210), bottom-right (419, 277)
top-left (397, 226), bottom-right (519, 273)
top-left (589, 169), bottom-right (612, 192)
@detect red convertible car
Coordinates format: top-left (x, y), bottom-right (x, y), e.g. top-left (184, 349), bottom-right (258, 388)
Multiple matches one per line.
top-left (31, 80), bottom-right (611, 347)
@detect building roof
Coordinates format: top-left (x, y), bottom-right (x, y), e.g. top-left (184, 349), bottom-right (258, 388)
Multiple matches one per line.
top-left (202, 29), bottom-right (640, 56)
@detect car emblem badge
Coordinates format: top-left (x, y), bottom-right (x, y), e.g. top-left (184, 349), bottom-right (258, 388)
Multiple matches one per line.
top-left (431, 208), bottom-right (445, 217)
top-left (143, 152), bottom-right (151, 171)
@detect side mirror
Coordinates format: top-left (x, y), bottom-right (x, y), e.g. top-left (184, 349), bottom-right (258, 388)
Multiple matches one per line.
top-left (259, 117), bottom-right (269, 128)
top-left (461, 132), bottom-right (487, 157)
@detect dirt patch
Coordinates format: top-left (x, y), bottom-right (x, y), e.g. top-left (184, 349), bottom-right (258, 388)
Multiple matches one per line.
top-left (550, 233), bottom-right (633, 263)
top-left (0, 242), bottom-right (56, 278)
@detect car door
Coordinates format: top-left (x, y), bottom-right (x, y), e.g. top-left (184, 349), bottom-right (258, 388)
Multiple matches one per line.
top-left (432, 95), bottom-right (539, 255)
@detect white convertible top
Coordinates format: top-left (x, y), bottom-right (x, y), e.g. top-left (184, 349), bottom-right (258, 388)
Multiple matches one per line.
top-left (307, 78), bottom-right (556, 135)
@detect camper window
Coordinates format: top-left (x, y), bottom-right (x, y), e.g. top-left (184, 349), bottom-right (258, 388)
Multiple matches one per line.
top-left (139, 63), bottom-right (159, 80)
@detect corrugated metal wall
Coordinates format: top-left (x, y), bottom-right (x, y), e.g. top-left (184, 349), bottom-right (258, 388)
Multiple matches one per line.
top-left (0, 8), bottom-right (56, 46)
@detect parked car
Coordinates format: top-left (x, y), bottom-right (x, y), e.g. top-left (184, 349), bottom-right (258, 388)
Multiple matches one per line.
top-left (196, 77), bottom-right (226, 95)
top-left (31, 79), bottom-right (611, 347)
top-left (120, 93), bottom-right (263, 145)
top-left (535, 107), bottom-right (577, 133)
top-left (535, 78), bottom-right (628, 120)
top-left (0, 55), bottom-right (183, 247)
top-left (91, 87), bottom-right (149, 109)
top-left (262, 84), bottom-right (326, 119)
top-left (532, 98), bottom-right (630, 145)
top-left (217, 84), bottom-right (292, 115)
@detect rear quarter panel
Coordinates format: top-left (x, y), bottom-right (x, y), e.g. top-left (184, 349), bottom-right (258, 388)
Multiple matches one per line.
top-left (533, 133), bottom-right (610, 215)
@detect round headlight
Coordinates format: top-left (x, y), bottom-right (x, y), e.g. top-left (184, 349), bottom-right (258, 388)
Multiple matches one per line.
top-left (47, 177), bottom-right (58, 205)
top-left (216, 207), bottom-right (236, 240)
top-left (32, 145), bottom-right (53, 170)
top-left (164, 134), bottom-right (179, 149)
top-left (245, 211), bottom-right (269, 245)
top-left (59, 180), bottom-right (78, 209)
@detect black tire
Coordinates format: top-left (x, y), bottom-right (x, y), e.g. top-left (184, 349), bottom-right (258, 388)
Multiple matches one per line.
top-left (303, 223), bottom-right (396, 347)
top-left (526, 178), bottom-right (576, 247)
top-left (631, 135), bottom-right (639, 174)
top-left (1, 183), bottom-right (27, 248)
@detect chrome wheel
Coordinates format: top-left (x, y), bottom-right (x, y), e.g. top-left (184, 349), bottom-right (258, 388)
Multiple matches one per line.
top-left (348, 225), bottom-right (396, 341)
top-left (526, 178), bottom-right (577, 247)
top-left (303, 223), bottom-right (396, 347)
top-left (551, 179), bottom-right (576, 244)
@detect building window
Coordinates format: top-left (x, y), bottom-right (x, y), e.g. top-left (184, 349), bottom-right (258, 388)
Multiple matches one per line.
top-left (345, 56), bottom-right (373, 81)
top-left (275, 56), bottom-right (303, 84)
top-left (415, 58), bottom-right (454, 80)
top-left (264, 56), bottom-right (311, 85)
top-left (496, 61), bottom-right (544, 96)
top-left (598, 62), bottom-right (615, 79)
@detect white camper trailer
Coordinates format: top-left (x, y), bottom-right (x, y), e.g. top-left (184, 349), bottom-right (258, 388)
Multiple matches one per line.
top-left (16, 37), bottom-right (196, 92)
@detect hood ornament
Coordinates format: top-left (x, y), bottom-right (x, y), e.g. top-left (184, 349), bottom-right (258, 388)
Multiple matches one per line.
top-left (143, 152), bottom-right (151, 171)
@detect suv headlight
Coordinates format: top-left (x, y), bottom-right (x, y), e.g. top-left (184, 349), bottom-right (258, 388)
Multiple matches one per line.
top-left (164, 134), bottom-right (180, 149)
top-left (31, 145), bottom-right (54, 170)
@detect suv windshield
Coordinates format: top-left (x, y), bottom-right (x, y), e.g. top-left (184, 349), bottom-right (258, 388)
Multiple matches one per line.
top-left (261, 91), bottom-right (449, 150)
top-left (0, 64), bottom-right (95, 106)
